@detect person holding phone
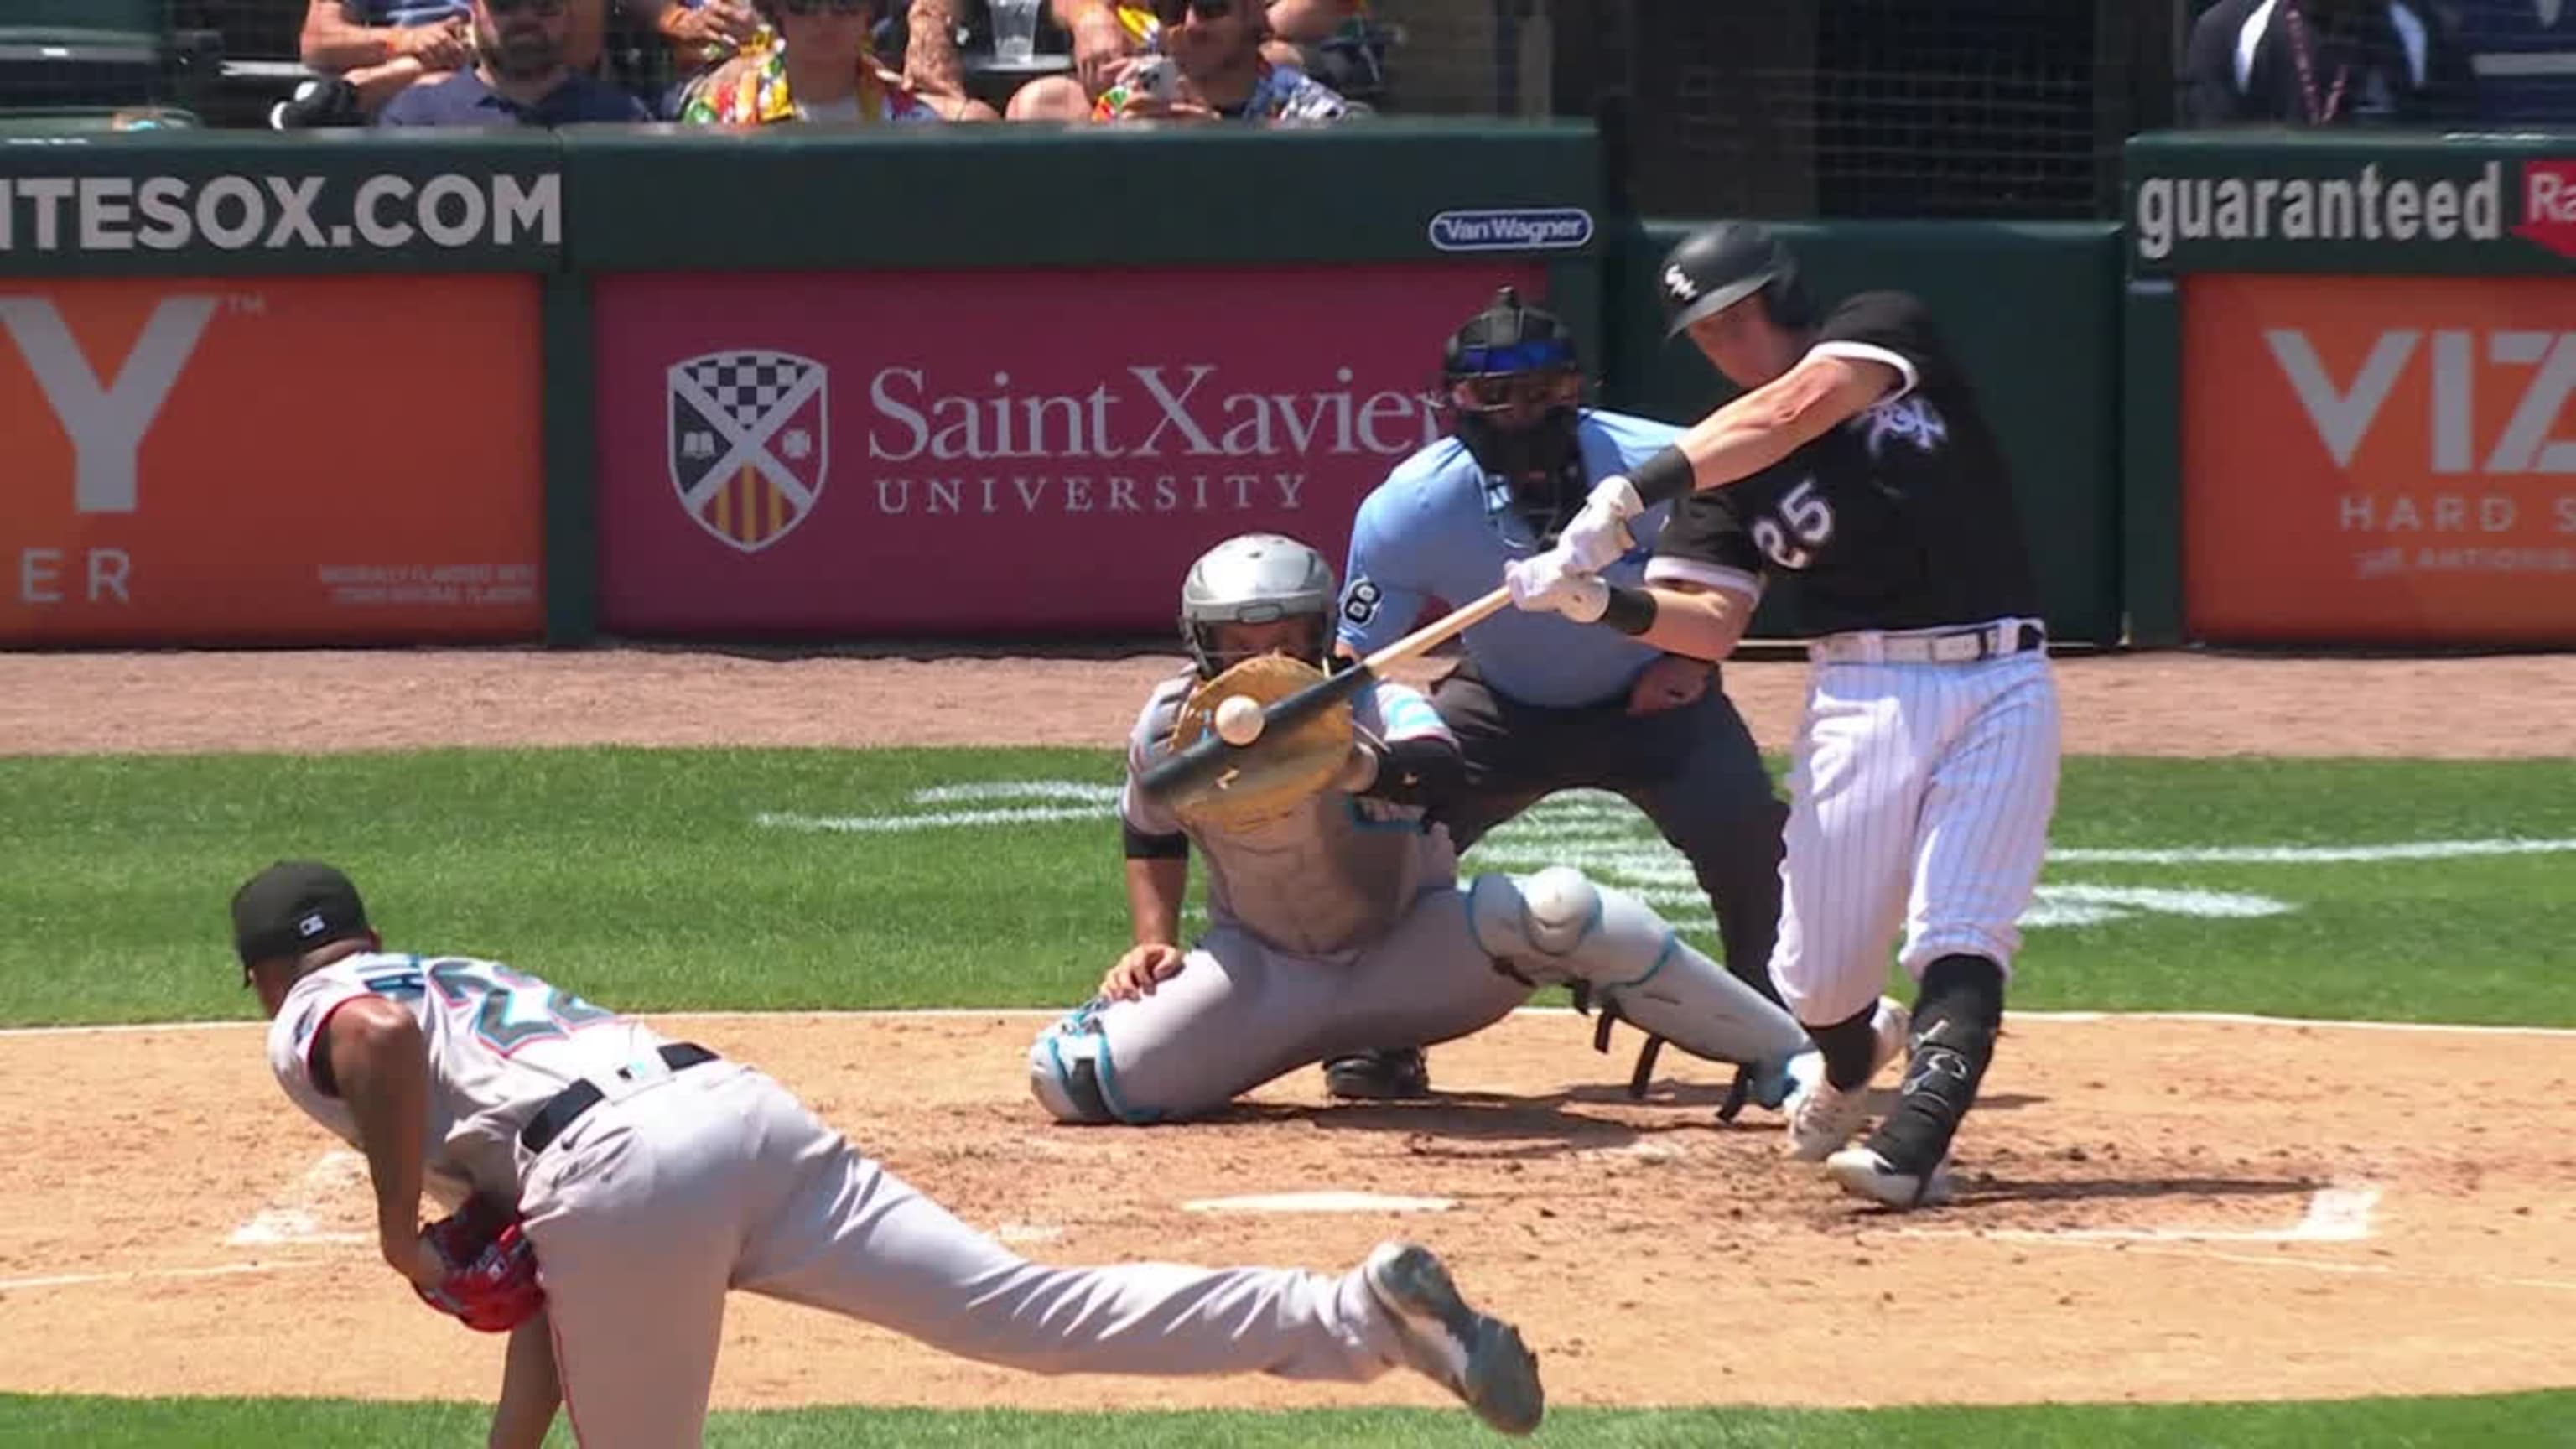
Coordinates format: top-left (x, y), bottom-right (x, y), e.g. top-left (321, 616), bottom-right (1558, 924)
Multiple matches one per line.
top-left (1004, 0), bottom-right (1352, 122)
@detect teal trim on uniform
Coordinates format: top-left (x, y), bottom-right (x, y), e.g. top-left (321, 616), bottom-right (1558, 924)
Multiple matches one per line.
top-left (1462, 876), bottom-right (1496, 957)
top-left (1087, 1025), bottom-right (1162, 1127)
top-left (1619, 932), bottom-right (1679, 992)
top-left (1039, 1033), bottom-right (1100, 1126)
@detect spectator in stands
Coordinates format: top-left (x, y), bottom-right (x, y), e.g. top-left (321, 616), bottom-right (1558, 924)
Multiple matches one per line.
top-left (1007, 0), bottom-right (1353, 121)
top-left (1044, 0), bottom-right (1379, 102)
top-left (376, 0), bottom-right (652, 124)
top-left (296, 0), bottom-right (474, 117)
top-left (656, 0), bottom-right (967, 103)
top-left (674, 0), bottom-right (998, 122)
top-left (2185, 0), bottom-right (2474, 126)
top-left (288, 0), bottom-right (653, 123)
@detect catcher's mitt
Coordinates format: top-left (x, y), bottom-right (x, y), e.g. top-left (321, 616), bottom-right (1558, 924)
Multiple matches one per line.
top-left (1166, 654), bottom-right (1356, 833)
top-left (414, 1195), bottom-right (544, 1333)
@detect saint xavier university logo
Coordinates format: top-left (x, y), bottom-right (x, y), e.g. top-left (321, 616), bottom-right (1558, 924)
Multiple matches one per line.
top-left (668, 351), bottom-right (829, 553)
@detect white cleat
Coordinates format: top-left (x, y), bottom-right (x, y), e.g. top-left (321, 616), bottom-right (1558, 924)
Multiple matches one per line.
top-left (1784, 1081), bottom-right (1869, 1161)
top-left (1826, 1145), bottom-right (1955, 1209)
top-left (1781, 998), bottom-right (1912, 1159)
top-left (1361, 1241), bottom-right (1545, 1437)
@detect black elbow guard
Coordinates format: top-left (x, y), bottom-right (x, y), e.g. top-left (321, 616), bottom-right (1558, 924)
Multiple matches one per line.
top-left (1122, 821), bottom-right (1190, 860)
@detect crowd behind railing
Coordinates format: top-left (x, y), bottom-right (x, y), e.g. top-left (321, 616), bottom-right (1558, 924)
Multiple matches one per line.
top-left (3, 3), bottom-right (2576, 214)
top-left (0, 0), bottom-right (1391, 132)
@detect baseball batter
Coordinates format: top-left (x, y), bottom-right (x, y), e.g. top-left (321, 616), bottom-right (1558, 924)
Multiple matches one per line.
top-left (1504, 222), bottom-right (2062, 1210)
top-left (1026, 532), bottom-right (1810, 1126)
top-left (233, 860), bottom-right (1548, 1446)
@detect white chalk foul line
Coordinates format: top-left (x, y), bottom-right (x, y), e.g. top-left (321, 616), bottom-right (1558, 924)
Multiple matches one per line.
top-left (2048, 838), bottom-right (2576, 865)
top-left (1917, 1184), bottom-right (2382, 1246)
top-left (227, 1150), bottom-right (371, 1247)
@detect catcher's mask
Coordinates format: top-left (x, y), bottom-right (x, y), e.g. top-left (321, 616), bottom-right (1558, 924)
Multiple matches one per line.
top-left (1441, 288), bottom-right (1588, 543)
top-left (1178, 532), bottom-right (1336, 678)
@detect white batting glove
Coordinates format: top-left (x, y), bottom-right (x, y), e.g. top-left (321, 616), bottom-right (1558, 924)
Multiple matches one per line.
top-left (1504, 553), bottom-right (1611, 623)
top-left (1555, 475), bottom-right (1645, 574)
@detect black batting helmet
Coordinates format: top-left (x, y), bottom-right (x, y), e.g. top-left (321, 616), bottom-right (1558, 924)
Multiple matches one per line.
top-left (1657, 221), bottom-right (1810, 337)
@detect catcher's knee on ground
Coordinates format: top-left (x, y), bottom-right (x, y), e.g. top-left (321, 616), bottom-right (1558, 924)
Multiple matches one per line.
top-left (1467, 867), bottom-right (1810, 1067)
top-left (1027, 1013), bottom-right (1179, 1125)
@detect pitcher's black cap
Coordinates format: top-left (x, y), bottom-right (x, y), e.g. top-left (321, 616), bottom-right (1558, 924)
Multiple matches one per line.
top-left (231, 860), bottom-right (371, 969)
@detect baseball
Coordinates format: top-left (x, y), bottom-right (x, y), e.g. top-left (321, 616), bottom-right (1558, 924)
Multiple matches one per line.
top-left (1214, 694), bottom-right (1265, 745)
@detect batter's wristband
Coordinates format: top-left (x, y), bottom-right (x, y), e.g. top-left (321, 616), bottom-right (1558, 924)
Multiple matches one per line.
top-left (1627, 447), bottom-right (1698, 509)
top-left (1600, 585), bottom-right (1659, 636)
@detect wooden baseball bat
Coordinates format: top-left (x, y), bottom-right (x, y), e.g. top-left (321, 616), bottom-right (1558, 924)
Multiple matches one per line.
top-left (1137, 585), bottom-right (1514, 807)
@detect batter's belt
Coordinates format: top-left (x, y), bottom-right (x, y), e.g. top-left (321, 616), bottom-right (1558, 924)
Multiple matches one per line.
top-left (519, 1042), bottom-right (719, 1154)
top-left (1807, 617), bottom-right (2045, 667)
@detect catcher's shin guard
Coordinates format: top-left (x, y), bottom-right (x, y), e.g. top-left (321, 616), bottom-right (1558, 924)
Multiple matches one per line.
top-left (1467, 868), bottom-right (1810, 1083)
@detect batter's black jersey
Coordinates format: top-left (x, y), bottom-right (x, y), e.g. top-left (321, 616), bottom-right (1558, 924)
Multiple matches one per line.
top-left (1649, 291), bottom-right (2042, 636)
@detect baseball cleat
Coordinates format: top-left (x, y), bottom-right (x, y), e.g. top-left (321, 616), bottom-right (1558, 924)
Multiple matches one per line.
top-left (1361, 1242), bottom-right (1545, 1436)
top-left (1826, 1145), bottom-right (1955, 1209)
top-left (1784, 1080), bottom-right (1871, 1161)
top-left (1324, 1046), bottom-right (1432, 1101)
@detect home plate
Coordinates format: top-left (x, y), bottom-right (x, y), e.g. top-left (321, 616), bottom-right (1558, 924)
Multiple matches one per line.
top-left (1180, 1191), bottom-right (1458, 1214)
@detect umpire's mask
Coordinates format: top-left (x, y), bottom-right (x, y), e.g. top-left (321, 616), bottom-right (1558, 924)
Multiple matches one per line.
top-left (1441, 288), bottom-right (1588, 543)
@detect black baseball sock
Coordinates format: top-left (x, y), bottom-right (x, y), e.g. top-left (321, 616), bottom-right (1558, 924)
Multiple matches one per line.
top-left (1807, 1000), bottom-right (1884, 1091)
top-left (1871, 953), bottom-right (2006, 1171)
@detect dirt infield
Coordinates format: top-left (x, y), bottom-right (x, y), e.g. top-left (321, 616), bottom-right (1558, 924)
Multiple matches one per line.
top-left (6, 646), bottom-right (2576, 756)
top-left (3, 646), bottom-right (2573, 1415)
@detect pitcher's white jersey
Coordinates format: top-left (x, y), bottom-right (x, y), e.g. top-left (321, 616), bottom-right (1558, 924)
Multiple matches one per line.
top-left (266, 950), bottom-right (672, 1207)
top-left (1122, 673), bottom-right (1457, 958)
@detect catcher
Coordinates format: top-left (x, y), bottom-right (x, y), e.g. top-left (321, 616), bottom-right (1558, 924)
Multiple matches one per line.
top-left (233, 860), bottom-right (1548, 1446)
top-left (1027, 532), bottom-right (1810, 1125)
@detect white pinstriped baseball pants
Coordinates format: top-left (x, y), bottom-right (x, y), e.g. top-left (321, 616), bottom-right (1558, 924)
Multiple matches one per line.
top-left (1767, 650), bottom-right (2063, 1028)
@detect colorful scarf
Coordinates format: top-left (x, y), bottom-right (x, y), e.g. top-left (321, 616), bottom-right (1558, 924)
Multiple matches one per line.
top-left (676, 28), bottom-right (938, 125)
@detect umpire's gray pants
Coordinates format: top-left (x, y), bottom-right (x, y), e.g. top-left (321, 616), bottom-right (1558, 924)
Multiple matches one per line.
top-left (1431, 661), bottom-right (1787, 1000)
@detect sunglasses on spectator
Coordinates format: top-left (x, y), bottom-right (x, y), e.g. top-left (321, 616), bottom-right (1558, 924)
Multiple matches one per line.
top-left (1151, 0), bottom-right (1234, 24)
top-left (484, 0), bottom-right (566, 14)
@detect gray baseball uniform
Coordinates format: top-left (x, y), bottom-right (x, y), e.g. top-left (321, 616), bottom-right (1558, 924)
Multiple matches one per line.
top-left (1027, 673), bottom-right (1808, 1123)
top-left (267, 951), bottom-right (1452, 1448)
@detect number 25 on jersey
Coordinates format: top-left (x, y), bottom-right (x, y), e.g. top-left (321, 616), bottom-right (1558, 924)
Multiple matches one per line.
top-left (1753, 478), bottom-right (1836, 570)
top-left (363, 958), bottom-right (617, 1053)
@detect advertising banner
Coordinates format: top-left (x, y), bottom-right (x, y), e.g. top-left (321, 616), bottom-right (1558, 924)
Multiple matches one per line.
top-left (0, 134), bottom-right (564, 277)
top-left (2180, 272), bottom-right (2576, 643)
top-left (2127, 132), bottom-right (2576, 275)
top-left (0, 274), bottom-right (543, 645)
top-left (591, 263), bottom-right (1546, 636)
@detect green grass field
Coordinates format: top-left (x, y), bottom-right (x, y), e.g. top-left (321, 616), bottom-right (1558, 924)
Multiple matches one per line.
top-left (4, 746), bottom-right (2573, 1445)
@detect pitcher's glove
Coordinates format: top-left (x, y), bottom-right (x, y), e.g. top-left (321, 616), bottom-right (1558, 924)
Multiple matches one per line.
top-left (414, 1195), bottom-right (544, 1333)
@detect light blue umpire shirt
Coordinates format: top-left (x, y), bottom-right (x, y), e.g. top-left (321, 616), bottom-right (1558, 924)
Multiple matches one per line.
top-left (1337, 408), bottom-right (1748, 709)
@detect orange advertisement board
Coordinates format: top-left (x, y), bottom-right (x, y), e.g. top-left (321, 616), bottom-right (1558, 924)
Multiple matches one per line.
top-left (0, 274), bottom-right (541, 645)
top-left (2182, 273), bottom-right (2576, 644)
